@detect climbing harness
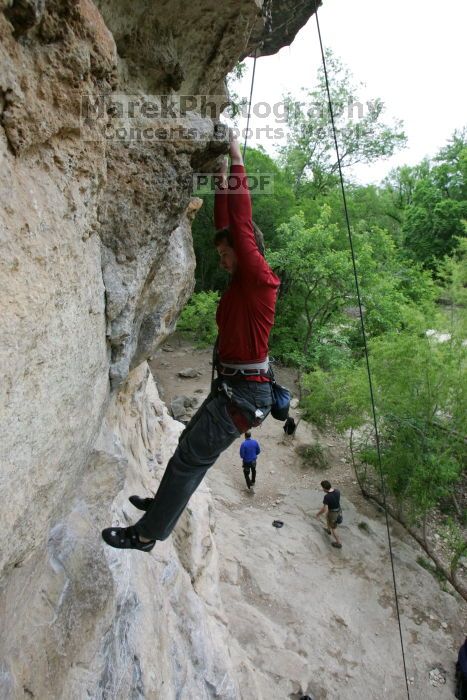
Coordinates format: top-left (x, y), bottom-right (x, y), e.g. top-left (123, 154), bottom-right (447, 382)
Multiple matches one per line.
top-left (311, 2), bottom-right (411, 697)
top-left (218, 357), bottom-right (270, 376)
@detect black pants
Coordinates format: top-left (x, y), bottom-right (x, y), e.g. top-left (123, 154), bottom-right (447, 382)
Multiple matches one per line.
top-left (243, 460), bottom-right (257, 488)
top-left (135, 378), bottom-right (272, 540)
top-left (456, 669), bottom-right (467, 700)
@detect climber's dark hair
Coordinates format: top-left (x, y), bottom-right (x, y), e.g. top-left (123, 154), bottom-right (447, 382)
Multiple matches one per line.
top-left (321, 480), bottom-right (332, 491)
top-left (214, 222), bottom-right (265, 256)
top-left (252, 221), bottom-right (265, 256)
top-left (213, 228), bottom-right (234, 247)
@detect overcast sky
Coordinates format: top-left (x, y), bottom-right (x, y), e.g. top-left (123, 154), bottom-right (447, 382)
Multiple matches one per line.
top-left (233, 0), bottom-right (467, 184)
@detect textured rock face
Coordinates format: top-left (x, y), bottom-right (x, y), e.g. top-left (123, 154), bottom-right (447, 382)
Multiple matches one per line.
top-left (94, 0), bottom-right (319, 92)
top-left (94, 0), bottom-right (259, 95)
top-left (101, 191), bottom-right (201, 384)
top-left (248, 0), bottom-right (321, 57)
top-left (0, 0), bottom-right (317, 696)
top-left (0, 0), bottom-right (114, 575)
top-left (0, 365), bottom-right (239, 698)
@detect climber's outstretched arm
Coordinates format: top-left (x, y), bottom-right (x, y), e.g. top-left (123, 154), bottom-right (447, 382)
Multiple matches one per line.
top-left (214, 156), bottom-right (229, 230)
top-left (229, 132), bottom-right (243, 166)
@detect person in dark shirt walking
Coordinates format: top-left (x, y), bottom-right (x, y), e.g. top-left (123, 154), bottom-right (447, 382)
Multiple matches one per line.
top-left (101, 130), bottom-right (280, 552)
top-left (240, 431), bottom-right (261, 490)
top-left (316, 480), bottom-right (342, 548)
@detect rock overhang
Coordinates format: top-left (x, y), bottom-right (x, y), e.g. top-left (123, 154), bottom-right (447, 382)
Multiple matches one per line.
top-left (93, 0), bottom-right (320, 94)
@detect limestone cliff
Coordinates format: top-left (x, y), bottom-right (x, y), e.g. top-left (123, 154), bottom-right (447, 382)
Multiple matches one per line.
top-left (0, 1), bottom-right (317, 697)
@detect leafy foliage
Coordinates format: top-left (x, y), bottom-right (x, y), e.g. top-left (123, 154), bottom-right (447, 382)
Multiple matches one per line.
top-left (225, 62), bottom-right (248, 121)
top-left (436, 235), bottom-right (467, 336)
top-left (295, 442), bottom-right (329, 470)
top-left (279, 50), bottom-right (407, 196)
top-left (386, 129), bottom-right (467, 267)
top-left (267, 206), bottom-right (436, 368)
top-left (300, 329), bottom-right (466, 522)
top-left (267, 207), bottom-right (354, 367)
top-left (177, 291), bottom-right (219, 347)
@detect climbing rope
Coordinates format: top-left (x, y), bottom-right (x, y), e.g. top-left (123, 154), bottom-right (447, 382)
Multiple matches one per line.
top-left (311, 3), bottom-right (411, 697)
top-left (242, 47), bottom-right (258, 160)
top-left (240, 47), bottom-right (268, 258)
top-left (240, 12), bottom-right (411, 695)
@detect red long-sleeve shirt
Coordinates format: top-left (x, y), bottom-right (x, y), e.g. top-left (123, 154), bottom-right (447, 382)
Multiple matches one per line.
top-left (214, 164), bottom-right (280, 381)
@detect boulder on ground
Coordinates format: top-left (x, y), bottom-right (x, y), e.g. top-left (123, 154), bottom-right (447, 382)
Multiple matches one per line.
top-left (171, 395), bottom-right (199, 421)
top-left (178, 368), bottom-right (200, 378)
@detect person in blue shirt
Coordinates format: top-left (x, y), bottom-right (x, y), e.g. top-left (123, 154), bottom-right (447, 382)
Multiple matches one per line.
top-left (239, 431), bottom-right (261, 490)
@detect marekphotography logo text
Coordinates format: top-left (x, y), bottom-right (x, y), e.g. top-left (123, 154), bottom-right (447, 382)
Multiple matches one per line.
top-left (80, 93), bottom-right (288, 143)
top-left (80, 92), bottom-right (379, 145)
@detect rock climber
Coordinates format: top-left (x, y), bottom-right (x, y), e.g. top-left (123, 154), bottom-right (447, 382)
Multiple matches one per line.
top-left (240, 431), bottom-right (261, 490)
top-left (316, 479), bottom-right (342, 549)
top-left (102, 130), bottom-right (280, 551)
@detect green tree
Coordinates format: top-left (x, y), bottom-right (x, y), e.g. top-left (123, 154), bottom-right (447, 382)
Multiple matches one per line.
top-left (432, 128), bottom-right (467, 201)
top-left (403, 184), bottom-right (467, 265)
top-left (436, 235), bottom-right (467, 343)
top-left (177, 291), bottom-right (219, 347)
top-left (246, 147), bottom-right (296, 249)
top-left (383, 162), bottom-right (431, 210)
top-left (301, 330), bottom-right (466, 521)
top-left (267, 203), bottom-right (436, 367)
top-left (400, 129), bottom-right (467, 267)
top-left (279, 50), bottom-right (407, 196)
top-left (267, 207), bottom-right (354, 367)
top-left (225, 62), bottom-right (247, 121)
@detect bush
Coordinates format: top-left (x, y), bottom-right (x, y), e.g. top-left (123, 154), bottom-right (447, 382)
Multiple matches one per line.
top-left (295, 442), bottom-right (329, 470)
top-left (177, 291), bottom-right (219, 347)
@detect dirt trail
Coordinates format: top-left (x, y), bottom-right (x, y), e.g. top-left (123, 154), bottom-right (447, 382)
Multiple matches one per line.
top-left (150, 337), bottom-right (466, 700)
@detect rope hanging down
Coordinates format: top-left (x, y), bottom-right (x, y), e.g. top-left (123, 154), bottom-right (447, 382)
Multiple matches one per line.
top-left (240, 48), bottom-right (267, 258)
top-left (242, 48), bottom-right (258, 160)
top-left (312, 3), bottom-right (411, 698)
top-left (240, 27), bottom-right (410, 696)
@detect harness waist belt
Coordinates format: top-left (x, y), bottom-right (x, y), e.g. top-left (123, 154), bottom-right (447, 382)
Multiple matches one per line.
top-left (218, 367), bottom-right (268, 377)
top-left (218, 357), bottom-right (269, 371)
top-left (329, 508), bottom-right (341, 512)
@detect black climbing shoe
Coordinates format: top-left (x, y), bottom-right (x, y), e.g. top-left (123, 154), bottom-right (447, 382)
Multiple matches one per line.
top-left (331, 542), bottom-right (342, 549)
top-left (101, 526), bottom-right (155, 552)
top-left (129, 495), bottom-right (154, 512)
